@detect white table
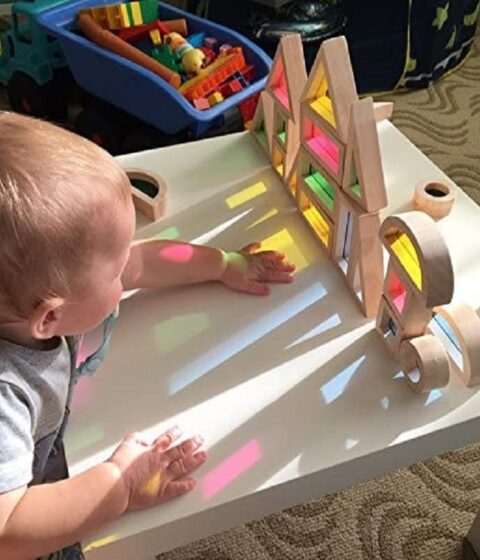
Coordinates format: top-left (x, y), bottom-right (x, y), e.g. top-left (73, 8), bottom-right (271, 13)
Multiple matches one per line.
top-left (69, 125), bottom-right (480, 559)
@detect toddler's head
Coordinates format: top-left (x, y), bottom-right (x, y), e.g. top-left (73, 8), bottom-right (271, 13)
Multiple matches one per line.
top-left (0, 113), bottom-right (135, 340)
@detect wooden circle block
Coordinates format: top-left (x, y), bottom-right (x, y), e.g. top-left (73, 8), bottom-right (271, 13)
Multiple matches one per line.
top-left (399, 334), bottom-right (450, 393)
top-left (433, 303), bottom-right (480, 387)
top-left (413, 180), bottom-right (457, 220)
top-left (125, 168), bottom-right (168, 222)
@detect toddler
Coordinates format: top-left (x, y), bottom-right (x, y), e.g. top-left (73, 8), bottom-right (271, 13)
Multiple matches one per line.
top-left (0, 113), bottom-right (294, 559)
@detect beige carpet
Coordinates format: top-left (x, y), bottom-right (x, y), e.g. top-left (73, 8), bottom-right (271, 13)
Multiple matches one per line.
top-left (1, 33), bottom-right (479, 560)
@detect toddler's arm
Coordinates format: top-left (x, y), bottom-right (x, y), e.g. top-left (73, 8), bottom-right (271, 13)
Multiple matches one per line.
top-left (122, 240), bottom-right (295, 295)
top-left (0, 428), bottom-right (205, 559)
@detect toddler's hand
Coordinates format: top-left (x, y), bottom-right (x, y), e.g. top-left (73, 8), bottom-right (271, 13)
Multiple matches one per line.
top-left (220, 242), bottom-right (295, 296)
top-left (108, 427), bottom-right (206, 512)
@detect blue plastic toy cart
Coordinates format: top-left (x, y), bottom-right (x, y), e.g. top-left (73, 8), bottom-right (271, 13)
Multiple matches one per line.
top-left (38, 0), bottom-right (271, 138)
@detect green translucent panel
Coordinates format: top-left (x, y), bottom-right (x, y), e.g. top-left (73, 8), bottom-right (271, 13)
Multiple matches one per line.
top-left (304, 170), bottom-right (334, 211)
top-left (256, 129), bottom-right (268, 148)
top-left (351, 182), bottom-right (361, 198)
top-left (278, 131), bottom-right (286, 144)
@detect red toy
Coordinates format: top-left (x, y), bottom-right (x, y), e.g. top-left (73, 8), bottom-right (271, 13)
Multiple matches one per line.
top-left (199, 46), bottom-right (217, 66)
top-left (219, 78), bottom-right (242, 98)
top-left (238, 91), bottom-right (260, 124)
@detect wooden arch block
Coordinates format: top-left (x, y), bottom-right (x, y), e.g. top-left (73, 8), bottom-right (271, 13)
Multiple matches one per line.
top-left (432, 303), bottom-right (480, 387)
top-left (379, 211), bottom-right (454, 310)
top-left (126, 168), bottom-right (167, 222)
top-left (399, 334), bottom-right (450, 393)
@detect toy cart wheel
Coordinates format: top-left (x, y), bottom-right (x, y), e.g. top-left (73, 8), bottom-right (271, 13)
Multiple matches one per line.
top-left (74, 108), bottom-right (123, 155)
top-left (7, 72), bottom-right (49, 117)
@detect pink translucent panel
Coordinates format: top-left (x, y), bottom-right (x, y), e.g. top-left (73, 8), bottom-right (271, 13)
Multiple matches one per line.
top-left (304, 120), bottom-right (339, 175)
top-left (202, 440), bottom-right (261, 499)
top-left (272, 86), bottom-right (290, 111)
top-left (388, 269), bottom-right (407, 314)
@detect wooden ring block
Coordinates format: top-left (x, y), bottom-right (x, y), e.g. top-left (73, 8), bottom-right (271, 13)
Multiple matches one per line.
top-left (433, 303), bottom-right (480, 387)
top-left (399, 334), bottom-right (450, 393)
top-left (125, 169), bottom-right (167, 222)
top-left (413, 180), bottom-right (457, 220)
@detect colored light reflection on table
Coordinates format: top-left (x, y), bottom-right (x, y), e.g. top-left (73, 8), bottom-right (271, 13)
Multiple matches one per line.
top-left (261, 228), bottom-right (309, 273)
top-left (226, 181), bottom-right (267, 209)
top-left (202, 440), bottom-right (261, 500)
top-left (159, 244), bottom-right (194, 263)
top-left (152, 225), bottom-right (180, 241)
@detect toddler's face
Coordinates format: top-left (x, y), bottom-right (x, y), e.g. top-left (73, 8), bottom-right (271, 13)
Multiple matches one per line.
top-left (56, 199), bottom-right (136, 336)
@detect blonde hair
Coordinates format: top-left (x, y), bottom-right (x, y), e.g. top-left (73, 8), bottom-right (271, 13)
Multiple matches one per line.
top-left (0, 113), bottom-right (132, 316)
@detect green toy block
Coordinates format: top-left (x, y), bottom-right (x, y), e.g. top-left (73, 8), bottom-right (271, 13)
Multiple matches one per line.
top-left (151, 45), bottom-right (184, 73)
top-left (139, 0), bottom-right (159, 24)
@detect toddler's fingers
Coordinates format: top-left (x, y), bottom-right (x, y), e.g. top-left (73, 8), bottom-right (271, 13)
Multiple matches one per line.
top-left (163, 479), bottom-right (197, 501)
top-left (153, 426), bottom-right (182, 451)
top-left (257, 250), bottom-right (285, 261)
top-left (241, 242), bottom-right (262, 254)
top-left (123, 432), bottom-right (148, 446)
top-left (168, 451), bottom-right (207, 479)
top-left (261, 259), bottom-right (296, 273)
top-left (164, 435), bottom-right (204, 463)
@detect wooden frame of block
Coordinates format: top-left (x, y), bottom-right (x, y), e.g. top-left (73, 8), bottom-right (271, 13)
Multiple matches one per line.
top-left (297, 180), bottom-right (335, 256)
top-left (266, 33), bottom-right (307, 125)
top-left (126, 168), bottom-right (168, 222)
top-left (431, 303), bottom-right (480, 387)
top-left (300, 36), bottom-right (358, 143)
top-left (399, 334), bottom-right (450, 393)
top-left (250, 90), bottom-right (275, 157)
top-left (342, 97), bottom-right (388, 213)
top-left (379, 212), bottom-right (454, 310)
top-left (373, 101), bottom-right (394, 122)
top-left (376, 295), bottom-right (406, 358)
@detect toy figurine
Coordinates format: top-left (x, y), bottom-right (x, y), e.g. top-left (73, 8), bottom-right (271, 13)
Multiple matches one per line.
top-left (164, 32), bottom-right (206, 75)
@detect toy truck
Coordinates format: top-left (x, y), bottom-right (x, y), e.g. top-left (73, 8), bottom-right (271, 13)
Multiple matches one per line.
top-left (0, 0), bottom-right (271, 153)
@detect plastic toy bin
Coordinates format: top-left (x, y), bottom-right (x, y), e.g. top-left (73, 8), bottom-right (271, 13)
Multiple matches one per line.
top-left (38, 0), bottom-right (271, 137)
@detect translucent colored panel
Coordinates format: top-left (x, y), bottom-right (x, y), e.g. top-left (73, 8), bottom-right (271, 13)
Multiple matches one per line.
top-left (310, 96), bottom-right (336, 128)
top-left (278, 131), bottom-right (286, 144)
top-left (303, 204), bottom-right (330, 247)
top-left (386, 231), bottom-right (422, 290)
top-left (304, 170), bottom-right (334, 212)
top-left (272, 86), bottom-right (290, 111)
top-left (387, 269), bottom-right (407, 313)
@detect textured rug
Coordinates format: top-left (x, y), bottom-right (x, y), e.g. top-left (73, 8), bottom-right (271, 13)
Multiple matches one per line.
top-left (1, 32), bottom-right (479, 560)
top-left (383, 31), bottom-right (480, 206)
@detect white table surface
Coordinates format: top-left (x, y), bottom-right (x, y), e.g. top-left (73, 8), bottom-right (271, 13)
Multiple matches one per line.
top-left (69, 125), bottom-right (480, 559)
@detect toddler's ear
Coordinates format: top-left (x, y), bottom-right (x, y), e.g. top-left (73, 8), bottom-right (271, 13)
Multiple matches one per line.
top-left (29, 297), bottom-right (65, 340)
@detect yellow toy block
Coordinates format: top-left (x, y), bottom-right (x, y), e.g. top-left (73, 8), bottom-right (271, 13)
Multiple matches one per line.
top-left (130, 1), bottom-right (143, 26)
top-left (149, 29), bottom-right (162, 46)
top-left (207, 92), bottom-right (224, 107)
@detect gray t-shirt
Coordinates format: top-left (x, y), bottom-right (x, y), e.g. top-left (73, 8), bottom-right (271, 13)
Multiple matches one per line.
top-left (0, 337), bottom-right (73, 493)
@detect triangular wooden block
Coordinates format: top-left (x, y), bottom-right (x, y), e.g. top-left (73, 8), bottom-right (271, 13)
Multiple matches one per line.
top-left (266, 34), bottom-right (307, 124)
top-left (250, 91), bottom-right (275, 156)
top-left (344, 212), bottom-right (384, 318)
top-left (342, 97), bottom-right (388, 213)
top-left (301, 36), bottom-right (358, 143)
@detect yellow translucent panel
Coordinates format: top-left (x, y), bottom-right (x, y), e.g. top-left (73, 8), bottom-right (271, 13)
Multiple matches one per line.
top-left (226, 181), bottom-right (267, 209)
top-left (316, 74), bottom-right (328, 98)
top-left (303, 205), bottom-right (330, 247)
top-left (276, 163), bottom-right (284, 176)
top-left (310, 97), bottom-right (336, 128)
top-left (261, 228), bottom-right (309, 272)
top-left (387, 231), bottom-right (422, 290)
